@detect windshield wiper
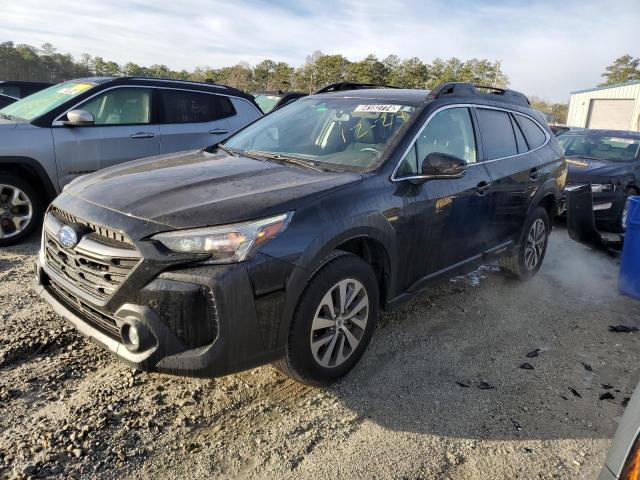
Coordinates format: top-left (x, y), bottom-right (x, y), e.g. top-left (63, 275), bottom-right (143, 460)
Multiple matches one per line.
top-left (245, 150), bottom-right (325, 172)
top-left (216, 143), bottom-right (238, 156)
top-left (566, 155), bottom-right (602, 161)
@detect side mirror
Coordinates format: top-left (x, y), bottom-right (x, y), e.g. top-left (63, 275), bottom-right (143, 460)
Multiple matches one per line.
top-left (420, 152), bottom-right (466, 179)
top-left (64, 109), bottom-right (94, 126)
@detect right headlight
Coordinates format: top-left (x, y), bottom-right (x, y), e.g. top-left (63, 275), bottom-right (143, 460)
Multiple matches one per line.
top-left (151, 212), bottom-right (292, 264)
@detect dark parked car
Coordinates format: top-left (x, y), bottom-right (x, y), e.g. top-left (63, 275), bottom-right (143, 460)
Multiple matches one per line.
top-left (550, 125), bottom-right (570, 136)
top-left (0, 94), bottom-right (17, 109)
top-left (559, 129), bottom-right (640, 233)
top-left (35, 82), bottom-right (566, 385)
top-left (253, 90), bottom-right (307, 113)
top-left (0, 80), bottom-right (52, 99)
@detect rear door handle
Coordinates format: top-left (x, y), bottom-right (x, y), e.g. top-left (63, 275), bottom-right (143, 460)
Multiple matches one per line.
top-left (475, 181), bottom-right (491, 196)
top-left (209, 129), bottom-right (229, 135)
top-left (130, 132), bottom-right (155, 139)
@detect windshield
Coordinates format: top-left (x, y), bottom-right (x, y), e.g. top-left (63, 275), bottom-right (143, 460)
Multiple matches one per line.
top-left (0, 81), bottom-right (94, 121)
top-left (225, 97), bottom-right (417, 170)
top-left (254, 94), bottom-right (283, 113)
top-left (558, 133), bottom-right (640, 162)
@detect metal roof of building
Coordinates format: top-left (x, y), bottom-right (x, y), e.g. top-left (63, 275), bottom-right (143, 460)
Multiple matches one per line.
top-left (570, 80), bottom-right (640, 95)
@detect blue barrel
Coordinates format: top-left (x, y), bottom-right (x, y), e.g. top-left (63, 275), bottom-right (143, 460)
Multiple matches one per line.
top-left (619, 196), bottom-right (640, 298)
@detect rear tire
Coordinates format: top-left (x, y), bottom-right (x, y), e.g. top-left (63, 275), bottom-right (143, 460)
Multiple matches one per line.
top-left (0, 174), bottom-right (43, 247)
top-left (275, 252), bottom-right (379, 386)
top-left (499, 206), bottom-right (550, 281)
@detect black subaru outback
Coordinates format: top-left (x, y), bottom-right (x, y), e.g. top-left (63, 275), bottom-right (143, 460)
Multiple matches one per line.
top-left (35, 82), bottom-right (566, 385)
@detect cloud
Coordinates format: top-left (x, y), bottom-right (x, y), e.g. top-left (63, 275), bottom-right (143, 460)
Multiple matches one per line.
top-left (1, 0), bottom-right (638, 101)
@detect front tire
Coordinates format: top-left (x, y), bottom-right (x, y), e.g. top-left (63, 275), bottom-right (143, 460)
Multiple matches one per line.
top-left (276, 252), bottom-right (379, 386)
top-left (0, 175), bottom-right (43, 247)
top-left (499, 206), bottom-right (550, 280)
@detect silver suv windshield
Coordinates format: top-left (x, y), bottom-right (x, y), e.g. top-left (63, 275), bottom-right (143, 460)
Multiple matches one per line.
top-left (0, 81), bottom-right (94, 122)
top-left (224, 97), bottom-right (417, 170)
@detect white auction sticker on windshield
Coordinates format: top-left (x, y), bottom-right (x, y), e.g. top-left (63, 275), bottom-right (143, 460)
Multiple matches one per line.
top-left (354, 104), bottom-right (401, 113)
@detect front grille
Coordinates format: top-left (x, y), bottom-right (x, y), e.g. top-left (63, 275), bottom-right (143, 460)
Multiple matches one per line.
top-left (51, 206), bottom-right (134, 246)
top-left (48, 278), bottom-right (120, 339)
top-left (43, 210), bottom-right (141, 301)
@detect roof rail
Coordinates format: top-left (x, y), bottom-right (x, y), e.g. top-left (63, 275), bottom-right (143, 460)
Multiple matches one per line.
top-left (314, 82), bottom-right (399, 94)
top-left (428, 82), bottom-right (531, 107)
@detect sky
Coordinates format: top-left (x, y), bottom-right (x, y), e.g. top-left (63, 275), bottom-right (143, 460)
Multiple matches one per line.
top-left (1, 0), bottom-right (638, 102)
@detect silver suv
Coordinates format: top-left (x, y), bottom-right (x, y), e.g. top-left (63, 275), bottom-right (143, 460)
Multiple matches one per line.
top-left (0, 77), bottom-right (262, 246)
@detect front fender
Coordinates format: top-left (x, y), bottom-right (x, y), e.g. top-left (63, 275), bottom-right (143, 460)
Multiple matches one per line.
top-left (270, 206), bottom-right (397, 348)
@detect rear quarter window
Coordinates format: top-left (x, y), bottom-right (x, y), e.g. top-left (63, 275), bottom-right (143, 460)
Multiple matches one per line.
top-left (160, 90), bottom-right (236, 123)
top-left (213, 95), bottom-right (236, 119)
top-left (515, 115), bottom-right (547, 150)
top-left (476, 108), bottom-right (518, 160)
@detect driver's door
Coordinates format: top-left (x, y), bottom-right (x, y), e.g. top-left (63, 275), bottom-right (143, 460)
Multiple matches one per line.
top-left (399, 106), bottom-right (494, 287)
top-left (51, 87), bottom-right (160, 187)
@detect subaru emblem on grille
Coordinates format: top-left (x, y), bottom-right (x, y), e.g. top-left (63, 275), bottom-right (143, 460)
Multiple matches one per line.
top-left (57, 225), bottom-right (79, 249)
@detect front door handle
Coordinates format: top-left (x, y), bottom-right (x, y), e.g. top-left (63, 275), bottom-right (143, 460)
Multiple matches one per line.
top-left (475, 181), bottom-right (491, 196)
top-left (209, 129), bottom-right (229, 135)
top-left (130, 132), bottom-right (155, 139)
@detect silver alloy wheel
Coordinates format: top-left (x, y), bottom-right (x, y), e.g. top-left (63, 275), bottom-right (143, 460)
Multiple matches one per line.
top-left (0, 184), bottom-right (33, 239)
top-left (524, 218), bottom-right (546, 271)
top-left (310, 278), bottom-right (370, 368)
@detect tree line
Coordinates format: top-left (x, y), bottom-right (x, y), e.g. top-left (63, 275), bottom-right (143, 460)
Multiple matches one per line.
top-left (12, 40), bottom-right (631, 123)
top-left (1, 41), bottom-right (508, 93)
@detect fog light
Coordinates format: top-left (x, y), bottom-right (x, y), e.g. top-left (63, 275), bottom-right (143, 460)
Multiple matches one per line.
top-left (593, 202), bottom-right (613, 211)
top-left (121, 322), bottom-right (147, 352)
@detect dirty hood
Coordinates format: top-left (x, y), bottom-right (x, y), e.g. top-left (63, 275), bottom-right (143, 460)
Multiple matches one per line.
top-left (66, 149), bottom-right (362, 229)
top-left (566, 157), bottom-right (635, 184)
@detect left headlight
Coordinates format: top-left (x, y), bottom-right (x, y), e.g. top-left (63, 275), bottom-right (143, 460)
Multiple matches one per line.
top-left (151, 212), bottom-right (292, 264)
top-left (590, 183), bottom-right (615, 193)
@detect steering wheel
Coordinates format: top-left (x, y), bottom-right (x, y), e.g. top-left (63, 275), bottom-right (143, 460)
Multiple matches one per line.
top-left (360, 147), bottom-right (382, 155)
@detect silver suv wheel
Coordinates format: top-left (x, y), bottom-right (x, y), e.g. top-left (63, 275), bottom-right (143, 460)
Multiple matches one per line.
top-left (0, 184), bottom-right (33, 239)
top-left (524, 218), bottom-right (546, 271)
top-left (310, 278), bottom-right (369, 368)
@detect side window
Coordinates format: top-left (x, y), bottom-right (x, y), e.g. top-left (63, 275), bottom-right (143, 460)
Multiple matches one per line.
top-left (397, 144), bottom-right (418, 176)
top-left (510, 115), bottom-right (528, 153)
top-left (515, 115), bottom-right (547, 150)
top-left (79, 88), bottom-right (151, 125)
top-left (212, 95), bottom-right (236, 119)
top-left (396, 107), bottom-right (477, 177)
top-left (416, 108), bottom-right (477, 165)
top-left (477, 108), bottom-right (518, 159)
top-left (0, 86), bottom-right (20, 98)
top-left (161, 89), bottom-right (214, 123)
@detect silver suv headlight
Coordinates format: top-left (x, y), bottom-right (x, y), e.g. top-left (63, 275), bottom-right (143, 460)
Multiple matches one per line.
top-left (151, 212), bottom-right (292, 264)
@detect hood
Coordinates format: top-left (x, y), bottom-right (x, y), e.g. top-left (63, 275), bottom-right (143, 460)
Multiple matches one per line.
top-left (566, 157), bottom-right (635, 184)
top-left (66, 149), bottom-right (362, 229)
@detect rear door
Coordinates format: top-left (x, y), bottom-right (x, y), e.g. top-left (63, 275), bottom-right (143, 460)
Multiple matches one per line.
top-left (52, 87), bottom-right (160, 188)
top-left (478, 107), bottom-right (550, 245)
top-left (158, 89), bottom-right (233, 153)
top-left (399, 106), bottom-right (494, 286)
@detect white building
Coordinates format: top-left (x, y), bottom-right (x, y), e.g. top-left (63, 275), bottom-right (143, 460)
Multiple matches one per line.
top-left (566, 80), bottom-right (640, 131)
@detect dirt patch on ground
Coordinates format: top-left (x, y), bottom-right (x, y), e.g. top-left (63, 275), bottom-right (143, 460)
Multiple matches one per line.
top-left (1, 228), bottom-right (639, 479)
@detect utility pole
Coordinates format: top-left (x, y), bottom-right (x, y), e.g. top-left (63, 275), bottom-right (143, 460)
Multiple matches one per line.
top-left (493, 60), bottom-right (502, 87)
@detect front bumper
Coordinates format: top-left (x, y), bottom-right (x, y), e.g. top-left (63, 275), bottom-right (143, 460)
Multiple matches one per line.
top-left (562, 185), bottom-right (627, 233)
top-left (35, 255), bottom-right (290, 378)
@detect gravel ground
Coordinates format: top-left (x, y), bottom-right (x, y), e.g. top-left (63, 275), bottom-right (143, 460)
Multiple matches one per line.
top-left (1, 227), bottom-right (639, 480)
